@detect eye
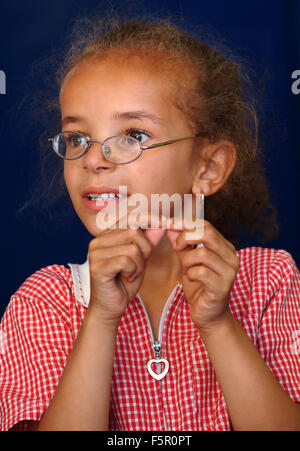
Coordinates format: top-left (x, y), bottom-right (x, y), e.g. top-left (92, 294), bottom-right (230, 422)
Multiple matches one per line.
top-left (124, 127), bottom-right (151, 143)
top-left (68, 132), bottom-right (87, 147)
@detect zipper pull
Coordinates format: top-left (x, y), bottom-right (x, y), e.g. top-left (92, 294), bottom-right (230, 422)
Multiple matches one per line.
top-left (147, 341), bottom-right (169, 380)
top-left (153, 340), bottom-right (161, 359)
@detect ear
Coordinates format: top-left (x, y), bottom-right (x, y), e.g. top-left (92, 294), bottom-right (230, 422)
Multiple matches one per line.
top-left (191, 140), bottom-right (236, 196)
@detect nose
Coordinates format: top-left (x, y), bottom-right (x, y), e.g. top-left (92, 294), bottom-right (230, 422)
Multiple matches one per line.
top-left (82, 140), bottom-right (115, 172)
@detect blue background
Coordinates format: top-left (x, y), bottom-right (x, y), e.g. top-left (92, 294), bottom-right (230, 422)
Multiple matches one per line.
top-left (0, 0), bottom-right (300, 318)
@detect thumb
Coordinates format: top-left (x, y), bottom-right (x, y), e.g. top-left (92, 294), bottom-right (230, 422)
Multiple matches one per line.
top-left (166, 228), bottom-right (180, 248)
top-left (166, 229), bottom-right (191, 268)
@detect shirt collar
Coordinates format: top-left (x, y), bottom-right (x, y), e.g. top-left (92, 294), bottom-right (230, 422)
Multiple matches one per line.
top-left (67, 254), bottom-right (90, 308)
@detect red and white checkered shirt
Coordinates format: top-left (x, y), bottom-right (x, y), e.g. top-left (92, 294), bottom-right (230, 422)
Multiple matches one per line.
top-left (1, 246), bottom-right (300, 431)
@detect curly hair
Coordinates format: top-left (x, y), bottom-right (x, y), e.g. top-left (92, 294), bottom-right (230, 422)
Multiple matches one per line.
top-left (16, 11), bottom-right (279, 247)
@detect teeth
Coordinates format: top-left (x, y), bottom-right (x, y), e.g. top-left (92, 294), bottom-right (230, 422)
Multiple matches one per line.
top-left (87, 192), bottom-right (123, 200)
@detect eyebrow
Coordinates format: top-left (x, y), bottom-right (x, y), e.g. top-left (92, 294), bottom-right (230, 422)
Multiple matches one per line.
top-left (111, 110), bottom-right (164, 125)
top-left (61, 110), bottom-right (164, 129)
top-left (61, 116), bottom-right (85, 129)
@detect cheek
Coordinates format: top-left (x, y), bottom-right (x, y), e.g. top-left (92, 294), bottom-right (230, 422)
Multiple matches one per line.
top-left (138, 151), bottom-right (192, 194)
top-left (63, 164), bottom-right (71, 192)
top-left (63, 163), bottom-right (77, 200)
top-left (162, 148), bottom-right (193, 183)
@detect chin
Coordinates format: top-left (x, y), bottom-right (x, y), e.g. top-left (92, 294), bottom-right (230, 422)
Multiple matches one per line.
top-left (74, 208), bottom-right (97, 236)
top-left (84, 218), bottom-right (101, 237)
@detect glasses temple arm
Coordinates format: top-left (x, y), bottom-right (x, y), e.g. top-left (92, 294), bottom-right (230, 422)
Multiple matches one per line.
top-left (140, 135), bottom-right (199, 150)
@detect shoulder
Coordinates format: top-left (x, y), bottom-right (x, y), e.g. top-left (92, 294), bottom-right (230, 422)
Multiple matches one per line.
top-left (7, 263), bottom-right (74, 328)
top-left (237, 246), bottom-right (280, 270)
top-left (236, 246), bottom-right (299, 289)
top-left (0, 264), bottom-right (76, 431)
top-left (14, 263), bottom-right (73, 299)
top-left (230, 247), bottom-right (300, 322)
top-left (237, 249), bottom-right (300, 404)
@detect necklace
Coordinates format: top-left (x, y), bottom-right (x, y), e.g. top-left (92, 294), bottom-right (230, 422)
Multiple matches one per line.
top-left (147, 340), bottom-right (169, 380)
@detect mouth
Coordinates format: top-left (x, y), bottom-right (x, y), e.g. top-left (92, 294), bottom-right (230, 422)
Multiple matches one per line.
top-left (82, 185), bottom-right (128, 212)
top-left (86, 192), bottom-right (125, 201)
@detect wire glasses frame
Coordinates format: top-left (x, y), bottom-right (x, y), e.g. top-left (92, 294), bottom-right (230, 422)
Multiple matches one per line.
top-left (48, 131), bottom-right (199, 165)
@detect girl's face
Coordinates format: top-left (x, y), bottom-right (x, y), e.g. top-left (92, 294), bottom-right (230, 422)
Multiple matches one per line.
top-left (61, 56), bottom-right (200, 236)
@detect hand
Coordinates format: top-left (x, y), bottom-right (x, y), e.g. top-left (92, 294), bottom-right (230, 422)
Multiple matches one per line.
top-left (166, 218), bottom-right (239, 333)
top-left (88, 212), bottom-right (166, 324)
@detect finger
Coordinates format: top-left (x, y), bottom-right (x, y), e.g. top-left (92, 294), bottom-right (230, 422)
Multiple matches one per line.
top-left (181, 246), bottom-right (236, 278)
top-left (93, 243), bottom-right (145, 280)
top-left (96, 208), bottom-right (168, 250)
top-left (167, 216), bottom-right (203, 231)
top-left (143, 228), bottom-right (166, 247)
top-left (91, 228), bottom-right (153, 261)
top-left (185, 264), bottom-right (222, 292)
top-left (118, 243), bottom-right (145, 280)
top-left (172, 219), bottom-right (237, 266)
top-left (119, 209), bottom-right (169, 249)
top-left (166, 229), bottom-right (181, 248)
top-left (167, 217), bottom-right (204, 245)
top-left (126, 210), bottom-right (168, 247)
top-left (90, 254), bottom-right (138, 281)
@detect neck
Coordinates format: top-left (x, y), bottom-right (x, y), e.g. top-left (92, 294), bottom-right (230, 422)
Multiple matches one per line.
top-left (143, 233), bottom-right (181, 285)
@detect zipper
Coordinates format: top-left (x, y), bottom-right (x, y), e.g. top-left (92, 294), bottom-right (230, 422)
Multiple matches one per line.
top-left (136, 283), bottom-right (182, 430)
top-left (136, 283), bottom-right (181, 355)
top-left (137, 283), bottom-right (181, 346)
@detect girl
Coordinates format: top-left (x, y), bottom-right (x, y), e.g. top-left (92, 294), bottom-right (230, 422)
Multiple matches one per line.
top-left (1, 16), bottom-right (300, 431)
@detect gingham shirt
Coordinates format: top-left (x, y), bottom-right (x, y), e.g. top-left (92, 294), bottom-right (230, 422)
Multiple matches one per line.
top-left (1, 247), bottom-right (300, 431)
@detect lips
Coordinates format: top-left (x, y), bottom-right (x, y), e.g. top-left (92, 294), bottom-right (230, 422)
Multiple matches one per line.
top-left (82, 185), bottom-right (128, 198)
top-left (82, 185), bottom-right (129, 212)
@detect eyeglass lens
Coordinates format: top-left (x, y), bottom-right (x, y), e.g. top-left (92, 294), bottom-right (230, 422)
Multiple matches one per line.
top-left (53, 132), bottom-right (141, 163)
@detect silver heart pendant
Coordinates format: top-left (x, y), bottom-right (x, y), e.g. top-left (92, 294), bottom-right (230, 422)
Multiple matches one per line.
top-left (147, 358), bottom-right (169, 380)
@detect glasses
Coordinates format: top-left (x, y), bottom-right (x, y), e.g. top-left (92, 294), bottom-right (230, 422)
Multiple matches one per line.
top-left (48, 131), bottom-right (198, 164)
